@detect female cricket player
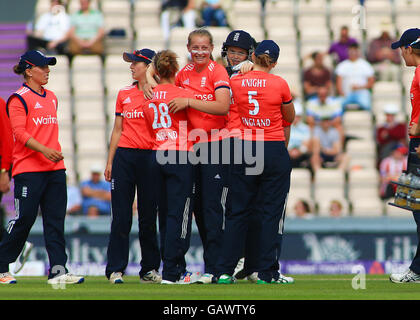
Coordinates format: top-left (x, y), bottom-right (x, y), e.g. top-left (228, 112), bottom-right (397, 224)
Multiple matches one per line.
top-left (0, 97), bottom-right (34, 276)
top-left (216, 40), bottom-right (295, 284)
top-left (104, 48), bottom-right (162, 284)
top-left (0, 50), bottom-right (83, 285)
top-left (143, 50), bottom-right (197, 284)
top-left (166, 28), bottom-right (231, 284)
top-left (390, 28), bottom-right (420, 283)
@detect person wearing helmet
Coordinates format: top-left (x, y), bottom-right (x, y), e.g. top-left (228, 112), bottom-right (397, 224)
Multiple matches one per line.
top-left (221, 30), bottom-right (257, 77)
top-left (220, 30), bottom-right (263, 283)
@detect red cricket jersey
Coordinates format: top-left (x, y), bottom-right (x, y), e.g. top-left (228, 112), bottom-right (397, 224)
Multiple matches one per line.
top-left (175, 60), bottom-right (230, 141)
top-left (143, 83), bottom-right (195, 151)
top-left (115, 83), bottom-right (153, 150)
top-left (0, 97), bottom-right (13, 171)
top-left (230, 70), bottom-right (293, 141)
top-left (410, 66), bottom-right (420, 139)
top-left (6, 84), bottom-right (65, 176)
top-left (226, 73), bottom-right (243, 138)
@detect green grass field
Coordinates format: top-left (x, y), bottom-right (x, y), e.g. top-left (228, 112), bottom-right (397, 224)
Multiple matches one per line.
top-left (1, 275), bottom-right (420, 300)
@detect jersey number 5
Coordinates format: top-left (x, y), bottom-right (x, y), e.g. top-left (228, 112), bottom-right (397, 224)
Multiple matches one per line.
top-left (248, 91), bottom-right (259, 116)
top-left (149, 102), bottom-right (172, 129)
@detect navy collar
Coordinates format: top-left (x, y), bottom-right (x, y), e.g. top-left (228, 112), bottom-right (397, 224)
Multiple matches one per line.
top-left (23, 83), bottom-right (46, 98)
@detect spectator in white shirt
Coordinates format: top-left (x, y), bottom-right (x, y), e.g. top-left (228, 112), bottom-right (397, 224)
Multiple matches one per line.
top-left (27, 0), bottom-right (71, 55)
top-left (335, 43), bottom-right (376, 111)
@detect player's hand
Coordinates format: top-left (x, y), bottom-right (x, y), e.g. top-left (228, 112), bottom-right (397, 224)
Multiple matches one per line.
top-left (409, 122), bottom-right (418, 136)
top-left (104, 163), bottom-right (112, 182)
top-left (415, 146), bottom-right (420, 158)
top-left (0, 171), bottom-right (10, 193)
top-left (168, 98), bottom-right (189, 113)
top-left (143, 83), bottom-right (155, 100)
top-left (240, 61), bottom-right (254, 74)
top-left (41, 147), bottom-right (64, 163)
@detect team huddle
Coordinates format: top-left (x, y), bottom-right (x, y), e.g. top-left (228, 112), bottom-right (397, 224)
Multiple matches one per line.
top-left (104, 28), bottom-right (295, 285)
top-left (0, 27), bottom-right (296, 285)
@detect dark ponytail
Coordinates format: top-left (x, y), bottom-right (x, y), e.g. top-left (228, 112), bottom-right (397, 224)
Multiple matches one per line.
top-left (13, 64), bottom-right (25, 75)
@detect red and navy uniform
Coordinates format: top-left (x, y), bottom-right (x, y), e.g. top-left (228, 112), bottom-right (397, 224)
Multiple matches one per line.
top-left (0, 84), bottom-right (68, 278)
top-left (0, 97), bottom-right (13, 175)
top-left (217, 71), bottom-right (293, 282)
top-left (143, 83), bottom-right (196, 282)
top-left (406, 65), bottom-right (420, 274)
top-left (0, 97), bottom-right (13, 241)
top-left (105, 83), bottom-right (161, 280)
top-left (176, 60), bottom-right (231, 277)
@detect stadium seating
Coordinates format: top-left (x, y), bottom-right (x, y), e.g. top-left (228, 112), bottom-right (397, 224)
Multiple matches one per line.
top-left (133, 0), bottom-right (162, 33)
top-left (348, 168), bottom-right (383, 217)
top-left (231, 0), bottom-right (263, 30)
top-left (313, 168), bottom-right (346, 204)
top-left (286, 167), bottom-right (313, 214)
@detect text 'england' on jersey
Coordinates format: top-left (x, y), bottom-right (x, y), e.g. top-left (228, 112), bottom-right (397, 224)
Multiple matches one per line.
top-left (230, 70), bottom-right (292, 141)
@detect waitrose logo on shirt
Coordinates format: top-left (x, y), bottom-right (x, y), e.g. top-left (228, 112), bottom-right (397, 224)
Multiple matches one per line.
top-left (32, 115), bottom-right (58, 126)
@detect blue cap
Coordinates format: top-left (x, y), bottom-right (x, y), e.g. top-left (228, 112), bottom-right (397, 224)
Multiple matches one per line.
top-left (254, 40), bottom-right (280, 62)
top-left (18, 50), bottom-right (56, 71)
top-left (391, 28), bottom-right (420, 49)
top-left (123, 48), bottom-right (156, 64)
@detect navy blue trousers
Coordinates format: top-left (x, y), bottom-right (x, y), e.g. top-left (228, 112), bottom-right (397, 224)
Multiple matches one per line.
top-left (0, 169), bottom-right (68, 278)
top-left (105, 148), bottom-right (160, 279)
top-left (217, 141), bottom-right (291, 282)
top-left (192, 140), bottom-right (229, 275)
top-left (152, 150), bottom-right (194, 282)
top-left (408, 138), bottom-right (420, 274)
top-left (225, 137), bottom-right (260, 275)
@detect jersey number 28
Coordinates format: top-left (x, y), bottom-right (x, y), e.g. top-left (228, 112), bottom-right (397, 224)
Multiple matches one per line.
top-left (149, 102), bottom-right (172, 129)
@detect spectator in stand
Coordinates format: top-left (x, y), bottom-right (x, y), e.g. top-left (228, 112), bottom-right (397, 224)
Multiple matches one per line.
top-left (367, 22), bottom-right (401, 81)
top-left (26, 0), bottom-right (71, 55)
top-left (335, 43), bottom-right (376, 111)
top-left (201, 0), bottom-right (228, 27)
top-left (292, 199), bottom-right (314, 219)
top-left (329, 200), bottom-right (343, 217)
top-left (288, 101), bottom-right (313, 169)
top-left (306, 86), bottom-right (344, 142)
top-left (376, 103), bottom-right (408, 165)
top-left (80, 164), bottom-right (111, 217)
top-left (66, 182), bottom-right (82, 215)
top-left (379, 144), bottom-right (408, 200)
top-left (161, 0), bottom-right (196, 43)
top-left (68, 0), bottom-right (105, 57)
top-left (328, 26), bottom-right (359, 64)
top-left (311, 115), bottom-right (349, 171)
top-left (303, 51), bottom-right (332, 100)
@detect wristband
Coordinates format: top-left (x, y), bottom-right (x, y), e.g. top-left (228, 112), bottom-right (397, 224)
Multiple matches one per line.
top-left (282, 119), bottom-right (292, 127)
